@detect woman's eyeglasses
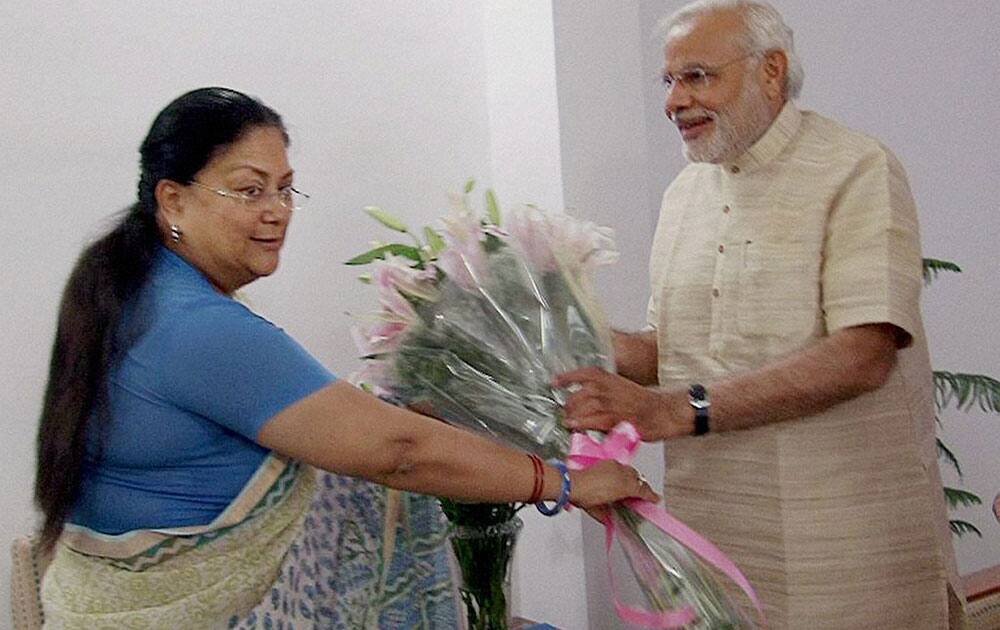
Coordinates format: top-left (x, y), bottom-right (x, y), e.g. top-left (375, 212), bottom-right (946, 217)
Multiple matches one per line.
top-left (189, 180), bottom-right (310, 211)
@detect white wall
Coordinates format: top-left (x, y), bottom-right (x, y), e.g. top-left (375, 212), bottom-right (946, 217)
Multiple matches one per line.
top-left (2, 1), bottom-right (998, 628)
top-left (790, 1), bottom-right (1000, 575)
top-left (554, 1), bottom-right (1000, 622)
top-left (549, 3), bottom-right (665, 627)
top-left (0, 2), bottom-right (499, 626)
top-left (0, 2), bottom-right (588, 627)
top-left (633, 0), bottom-right (1000, 578)
top-left (479, 4), bottom-right (590, 628)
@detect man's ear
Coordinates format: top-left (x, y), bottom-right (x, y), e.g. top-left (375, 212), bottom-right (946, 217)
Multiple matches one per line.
top-left (762, 49), bottom-right (788, 99)
top-left (155, 179), bottom-right (186, 224)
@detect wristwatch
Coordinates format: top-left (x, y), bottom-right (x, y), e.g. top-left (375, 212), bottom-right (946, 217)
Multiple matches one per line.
top-left (688, 384), bottom-right (710, 436)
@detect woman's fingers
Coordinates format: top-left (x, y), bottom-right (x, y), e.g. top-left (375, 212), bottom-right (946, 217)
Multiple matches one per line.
top-left (616, 463), bottom-right (660, 503)
top-left (630, 469), bottom-right (660, 503)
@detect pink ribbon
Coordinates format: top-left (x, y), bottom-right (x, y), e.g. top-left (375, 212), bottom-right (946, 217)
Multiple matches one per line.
top-left (568, 422), bottom-right (766, 628)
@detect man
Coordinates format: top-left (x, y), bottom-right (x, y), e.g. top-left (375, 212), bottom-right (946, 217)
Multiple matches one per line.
top-left (556, 1), bottom-right (962, 627)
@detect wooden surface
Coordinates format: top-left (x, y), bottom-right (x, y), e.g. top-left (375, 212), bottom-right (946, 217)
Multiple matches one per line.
top-left (965, 565), bottom-right (1000, 601)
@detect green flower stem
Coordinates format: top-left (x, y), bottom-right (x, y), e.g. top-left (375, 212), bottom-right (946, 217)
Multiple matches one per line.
top-left (613, 505), bottom-right (751, 629)
top-left (444, 505), bottom-right (523, 630)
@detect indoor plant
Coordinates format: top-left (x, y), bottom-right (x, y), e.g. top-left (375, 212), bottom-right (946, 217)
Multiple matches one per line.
top-left (924, 258), bottom-right (1000, 537)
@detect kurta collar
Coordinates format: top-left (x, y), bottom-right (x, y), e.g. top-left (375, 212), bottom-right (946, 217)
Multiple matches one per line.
top-left (723, 102), bottom-right (801, 175)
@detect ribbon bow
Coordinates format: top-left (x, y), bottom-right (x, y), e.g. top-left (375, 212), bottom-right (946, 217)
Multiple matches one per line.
top-left (568, 422), bottom-right (766, 628)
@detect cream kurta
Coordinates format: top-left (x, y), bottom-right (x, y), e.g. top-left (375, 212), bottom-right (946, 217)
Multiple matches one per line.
top-left (647, 104), bottom-right (961, 629)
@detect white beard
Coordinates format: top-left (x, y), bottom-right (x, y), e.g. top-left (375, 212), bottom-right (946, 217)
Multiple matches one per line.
top-left (682, 78), bottom-right (775, 164)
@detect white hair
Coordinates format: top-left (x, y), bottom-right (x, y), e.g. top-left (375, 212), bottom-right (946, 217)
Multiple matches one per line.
top-left (659, 0), bottom-right (804, 99)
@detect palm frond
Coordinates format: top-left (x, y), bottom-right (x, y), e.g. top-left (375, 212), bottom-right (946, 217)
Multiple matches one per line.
top-left (937, 438), bottom-right (963, 477)
top-left (922, 258), bottom-right (962, 284)
top-left (943, 486), bottom-right (981, 509)
top-left (934, 371), bottom-right (1000, 413)
top-left (950, 519), bottom-right (983, 538)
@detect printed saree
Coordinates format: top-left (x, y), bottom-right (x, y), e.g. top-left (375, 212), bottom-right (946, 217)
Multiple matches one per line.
top-left (42, 455), bottom-right (460, 629)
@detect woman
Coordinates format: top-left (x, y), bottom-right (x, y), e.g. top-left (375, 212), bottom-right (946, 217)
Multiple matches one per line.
top-left (35, 87), bottom-right (657, 629)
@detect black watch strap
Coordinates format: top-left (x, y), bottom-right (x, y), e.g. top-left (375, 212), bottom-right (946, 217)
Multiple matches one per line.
top-left (689, 383), bottom-right (710, 436)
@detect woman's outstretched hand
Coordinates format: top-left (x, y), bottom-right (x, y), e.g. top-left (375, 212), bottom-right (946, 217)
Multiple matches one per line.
top-left (568, 459), bottom-right (659, 516)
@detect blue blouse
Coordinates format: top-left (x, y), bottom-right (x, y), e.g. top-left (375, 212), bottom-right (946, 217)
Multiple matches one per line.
top-left (70, 248), bottom-right (335, 534)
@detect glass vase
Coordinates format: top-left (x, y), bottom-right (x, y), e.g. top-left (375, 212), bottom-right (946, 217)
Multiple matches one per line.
top-left (448, 515), bottom-right (524, 630)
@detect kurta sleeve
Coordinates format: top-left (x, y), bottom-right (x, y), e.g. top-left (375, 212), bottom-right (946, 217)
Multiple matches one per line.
top-left (821, 146), bottom-right (924, 346)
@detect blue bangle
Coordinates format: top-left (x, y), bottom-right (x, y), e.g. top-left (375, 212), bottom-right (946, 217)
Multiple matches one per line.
top-left (536, 461), bottom-right (571, 516)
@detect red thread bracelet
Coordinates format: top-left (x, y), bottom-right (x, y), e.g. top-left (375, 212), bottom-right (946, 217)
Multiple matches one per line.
top-left (527, 453), bottom-right (544, 504)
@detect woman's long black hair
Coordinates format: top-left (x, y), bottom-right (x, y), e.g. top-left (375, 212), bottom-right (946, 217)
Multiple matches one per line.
top-left (34, 87), bottom-right (287, 550)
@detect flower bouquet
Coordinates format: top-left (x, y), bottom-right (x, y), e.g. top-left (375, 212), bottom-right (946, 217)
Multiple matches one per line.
top-left (348, 181), bottom-right (760, 629)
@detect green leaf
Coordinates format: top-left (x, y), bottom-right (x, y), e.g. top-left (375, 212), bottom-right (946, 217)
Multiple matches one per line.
top-left (463, 178), bottom-right (475, 194)
top-left (922, 258), bottom-right (961, 284)
top-left (357, 273), bottom-right (372, 284)
top-left (937, 437), bottom-right (962, 477)
top-left (345, 243), bottom-right (423, 266)
top-left (933, 371), bottom-right (1000, 413)
top-left (364, 206), bottom-right (410, 233)
top-left (485, 189), bottom-right (501, 226)
top-left (943, 486), bottom-right (981, 509)
top-left (950, 519), bottom-right (983, 538)
top-left (423, 226), bottom-right (446, 255)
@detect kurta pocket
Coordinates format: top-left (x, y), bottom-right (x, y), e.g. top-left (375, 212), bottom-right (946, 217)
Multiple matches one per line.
top-left (737, 240), bottom-right (821, 339)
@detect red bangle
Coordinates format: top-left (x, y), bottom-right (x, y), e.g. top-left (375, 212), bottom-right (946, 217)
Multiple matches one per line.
top-left (527, 453), bottom-right (544, 504)
top-left (528, 454), bottom-right (543, 503)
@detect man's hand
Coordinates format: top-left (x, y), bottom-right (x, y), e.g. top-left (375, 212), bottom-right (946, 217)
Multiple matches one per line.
top-left (553, 367), bottom-right (692, 441)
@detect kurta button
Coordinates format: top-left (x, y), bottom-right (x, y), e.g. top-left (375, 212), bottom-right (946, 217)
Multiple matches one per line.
top-left (712, 288), bottom-right (720, 297)
top-left (718, 244), bottom-right (725, 253)
top-left (723, 205), bottom-right (731, 214)
top-left (729, 165), bottom-right (740, 174)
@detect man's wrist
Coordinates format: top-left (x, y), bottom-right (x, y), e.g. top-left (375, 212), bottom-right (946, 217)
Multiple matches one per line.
top-left (649, 390), bottom-right (695, 439)
top-left (688, 384), bottom-right (710, 436)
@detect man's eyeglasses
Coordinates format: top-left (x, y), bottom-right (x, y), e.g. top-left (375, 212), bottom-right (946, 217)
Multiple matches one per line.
top-left (189, 180), bottom-right (310, 211)
top-left (661, 53), bottom-right (757, 94)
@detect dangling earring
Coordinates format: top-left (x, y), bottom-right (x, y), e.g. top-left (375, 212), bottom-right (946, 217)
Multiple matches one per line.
top-left (170, 224), bottom-right (183, 243)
